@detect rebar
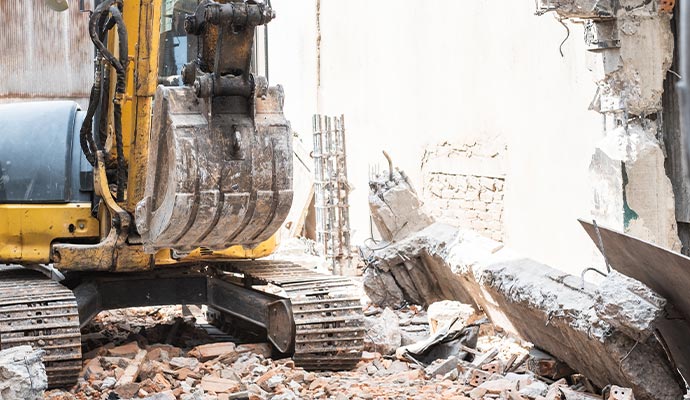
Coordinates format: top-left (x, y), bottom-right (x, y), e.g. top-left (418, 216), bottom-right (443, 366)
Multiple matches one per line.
top-left (312, 114), bottom-right (352, 274)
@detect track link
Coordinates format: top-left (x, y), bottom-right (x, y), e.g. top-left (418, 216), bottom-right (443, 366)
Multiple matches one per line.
top-left (0, 268), bottom-right (82, 388)
top-left (221, 261), bottom-right (365, 370)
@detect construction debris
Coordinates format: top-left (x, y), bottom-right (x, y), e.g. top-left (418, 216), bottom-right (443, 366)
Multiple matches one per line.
top-left (41, 301), bottom-right (626, 400)
top-left (362, 222), bottom-right (683, 399)
top-left (593, 271), bottom-right (666, 343)
top-left (362, 307), bottom-right (401, 356)
top-left (0, 345), bottom-right (48, 400)
top-left (368, 164), bottom-right (434, 243)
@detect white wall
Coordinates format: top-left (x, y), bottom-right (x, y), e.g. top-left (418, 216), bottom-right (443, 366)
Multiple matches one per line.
top-left (266, 0), bottom-right (318, 142)
top-left (269, 0), bottom-right (605, 274)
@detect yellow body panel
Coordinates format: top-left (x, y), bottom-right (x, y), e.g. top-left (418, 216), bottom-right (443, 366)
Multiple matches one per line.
top-left (0, 204), bottom-right (99, 263)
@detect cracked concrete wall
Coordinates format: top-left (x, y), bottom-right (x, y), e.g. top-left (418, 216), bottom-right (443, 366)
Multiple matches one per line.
top-left (541, 0), bottom-right (681, 251)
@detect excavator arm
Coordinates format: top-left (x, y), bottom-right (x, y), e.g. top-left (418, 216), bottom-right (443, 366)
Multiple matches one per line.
top-left (0, 1), bottom-right (364, 388)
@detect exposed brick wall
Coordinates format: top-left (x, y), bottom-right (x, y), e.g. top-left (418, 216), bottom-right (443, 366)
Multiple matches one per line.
top-left (421, 140), bottom-right (506, 242)
top-left (424, 173), bottom-right (505, 242)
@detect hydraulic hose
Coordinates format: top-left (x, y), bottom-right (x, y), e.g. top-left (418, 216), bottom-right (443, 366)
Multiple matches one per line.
top-left (80, 0), bottom-right (128, 202)
top-left (107, 5), bottom-right (128, 202)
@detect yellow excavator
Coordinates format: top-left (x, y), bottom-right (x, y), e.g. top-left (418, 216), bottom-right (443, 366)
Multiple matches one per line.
top-left (0, 0), bottom-right (363, 388)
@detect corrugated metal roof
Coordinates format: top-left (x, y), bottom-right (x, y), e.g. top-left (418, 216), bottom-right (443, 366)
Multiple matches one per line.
top-left (0, 2), bottom-right (93, 99)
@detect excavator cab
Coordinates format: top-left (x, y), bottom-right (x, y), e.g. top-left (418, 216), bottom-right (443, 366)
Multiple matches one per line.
top-left (0, 0), bottom-right (364, 388)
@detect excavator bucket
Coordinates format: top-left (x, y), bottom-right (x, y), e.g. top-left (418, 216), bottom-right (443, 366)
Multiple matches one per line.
top-left (135, 84), bottom-right (293, 254)
top-left (135, 1), bottom-right (293, 254)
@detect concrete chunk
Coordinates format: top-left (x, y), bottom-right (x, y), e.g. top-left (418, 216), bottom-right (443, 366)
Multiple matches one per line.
top-left (0, 346), bottom-right (47, 400)
top-left (362, 223), bottom-right (684, 400)
top-left (594, 271), bottom-right (666, 342)
top-left (369, 170), bottom-right (434, 242)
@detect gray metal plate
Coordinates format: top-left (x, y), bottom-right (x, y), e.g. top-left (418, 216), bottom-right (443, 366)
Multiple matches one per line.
top-left (579, 219), bottom-right (690, 380)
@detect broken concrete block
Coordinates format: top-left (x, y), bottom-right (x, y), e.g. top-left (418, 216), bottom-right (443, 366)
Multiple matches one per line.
top-left (369, 170), bottom-right (434, 242)
top-left (363, 267), bottom-right (405, 308)
top-left (594, 271), bottom-right (666, 342)
top-left (169, 357), bottom-right (200, 370)
top-left (364, 221), bottom-right (682, 400)
top-left (519, 381), bottom-right (549, 399)
top-left (0, 346), bottom-right (47, 400)
top-left (424, 356), bottom-right (459, 377)
top-left (427, 300), bottom-right (475, 334)
top-left (363, 223), bottom-right (477, 308)
top-left (363, 308), bottom-right (402, 355)
top-left (473, 258), bottom-right (682, 400)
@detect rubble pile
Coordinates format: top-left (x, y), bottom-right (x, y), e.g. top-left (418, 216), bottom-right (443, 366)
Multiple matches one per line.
top-left (37, 302), bottom-right (619, 400)
top-left (361, 166), bottom-right (685, 400)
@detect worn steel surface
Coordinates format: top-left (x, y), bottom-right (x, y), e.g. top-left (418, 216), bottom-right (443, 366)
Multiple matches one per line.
top-left (124, 0), bottom-right (163, 213)
top-left (136, 85), bottom-right (293, 253)
top-left (135, 0), bottom-right (291, 255)
top-left (0, 268), bottom-right (82, 388)
top-left (54, 153), bottom-right (151, 271)
top-left (579, 219), bottom-right (690, 381)
top-left (224, 260), bottom-right (365, 370)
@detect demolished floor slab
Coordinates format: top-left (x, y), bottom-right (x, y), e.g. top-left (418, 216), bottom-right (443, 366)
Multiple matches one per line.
top-left (363, 223), bottom-right (684, 400)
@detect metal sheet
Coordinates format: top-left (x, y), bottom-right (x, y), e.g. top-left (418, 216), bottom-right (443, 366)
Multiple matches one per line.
top-left (579, 219), bottom-right (690, 380)
top-left (0, 2), bottom-right (92, 101)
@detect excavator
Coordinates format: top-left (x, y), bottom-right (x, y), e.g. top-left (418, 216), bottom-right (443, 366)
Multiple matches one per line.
top-left (0, 0), bottom-right (364, 388)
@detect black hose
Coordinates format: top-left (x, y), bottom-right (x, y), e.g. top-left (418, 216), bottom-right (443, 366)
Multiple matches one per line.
top-left (81, 1), bottom-right (118, 166)
top-left (80, 85), bottom-right (100, 165)
top-left (89, 1), bottom-right (124, 76)
top-left (107, 5), bottom-right (128, 202)
top-left (81, 0), bottom-right (128, 201)
top-left (108, 6), bottom-right (129, 93)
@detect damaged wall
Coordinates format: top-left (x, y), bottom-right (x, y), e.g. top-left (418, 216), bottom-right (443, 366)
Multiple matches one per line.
top-left (541, 1), bottom-right (682, 252)
top-left (421, 140), bottom-right (506, 242)
top-left (306, 0), bottom-right (605, 274)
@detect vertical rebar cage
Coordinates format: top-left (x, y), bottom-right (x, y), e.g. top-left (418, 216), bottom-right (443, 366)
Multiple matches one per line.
top-left (312, 114), bottom-right (352, 274)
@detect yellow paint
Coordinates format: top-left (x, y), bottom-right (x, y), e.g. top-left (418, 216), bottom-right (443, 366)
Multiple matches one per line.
top-left (125, 0), bottom-right (162, 213)
top-left (153, 235), bottom-right (280, 264)
top-left (0, 204), bottom-right (99, 264)
top-left (186, 235), bottom-right (279, 260)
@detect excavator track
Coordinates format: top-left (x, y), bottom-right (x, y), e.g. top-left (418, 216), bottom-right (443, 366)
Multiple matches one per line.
top-left (0, 268), bottom-right (82, 388)
top-left (219, 260), bottom-right (365, 370)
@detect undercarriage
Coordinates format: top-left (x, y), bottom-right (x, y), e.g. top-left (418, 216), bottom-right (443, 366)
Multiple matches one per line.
top-left (0, 262), bottom-right (364, 388)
